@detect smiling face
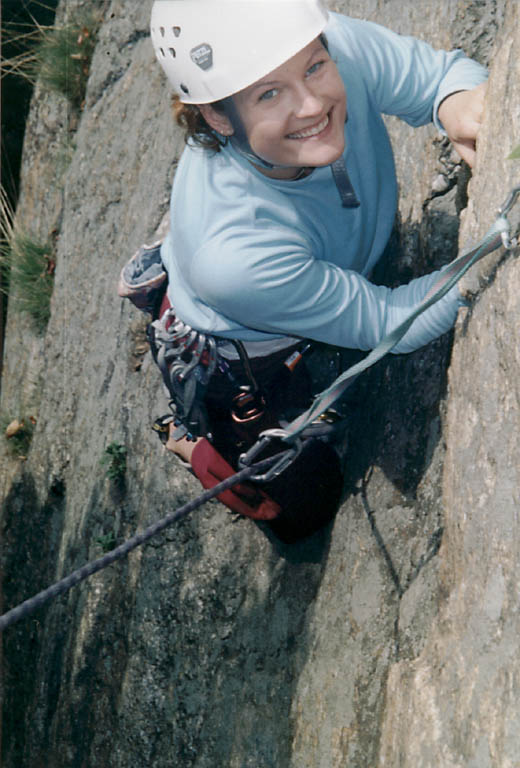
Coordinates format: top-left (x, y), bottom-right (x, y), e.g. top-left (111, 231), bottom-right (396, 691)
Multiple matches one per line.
top-left (233, 38), bottom-right (347, 178)
top-left (199, 38), bottom-right (347, 179)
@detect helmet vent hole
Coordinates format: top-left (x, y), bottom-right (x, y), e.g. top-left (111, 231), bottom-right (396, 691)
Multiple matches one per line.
top-left (159, 47), bottom-right (165, 57)
top-left (160, 26), bottom-right (165, 37)
top-left (169, 47), bottom-right (176, 58)
top-left (173, 26), bottom-right (181, 37)
top-left (180, 83), bottom-right (189, 94)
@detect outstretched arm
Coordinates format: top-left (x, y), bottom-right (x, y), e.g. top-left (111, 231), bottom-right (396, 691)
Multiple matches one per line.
top-left (437, 81), bottom-right (487, 167)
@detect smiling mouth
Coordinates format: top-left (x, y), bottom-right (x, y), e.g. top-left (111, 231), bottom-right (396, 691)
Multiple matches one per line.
top-left (287, 112), bottom-right (331, 140)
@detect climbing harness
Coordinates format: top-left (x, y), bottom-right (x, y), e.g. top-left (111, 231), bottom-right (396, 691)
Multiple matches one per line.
top-left (119, 240), bottom-right (317, 448)
top-left (1, 184), bottom-right (518, 632)
top-left (148, 303), bottom-right (290, 444)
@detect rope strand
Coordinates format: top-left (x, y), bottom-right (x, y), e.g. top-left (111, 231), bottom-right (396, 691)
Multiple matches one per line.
top-left (0, 460), bottom-right (273, 632)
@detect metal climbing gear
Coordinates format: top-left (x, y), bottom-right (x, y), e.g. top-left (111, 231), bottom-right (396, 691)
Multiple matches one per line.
top-left (148, 308), bottom-right (219, 440)
top-left (238, 430), bottom-right (304, 482)
top-left (497, 184), bottom-right (520, 247)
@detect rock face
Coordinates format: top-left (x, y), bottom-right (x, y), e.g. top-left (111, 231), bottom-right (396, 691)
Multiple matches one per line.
top-left (1, 1), bottom-right (518, 766)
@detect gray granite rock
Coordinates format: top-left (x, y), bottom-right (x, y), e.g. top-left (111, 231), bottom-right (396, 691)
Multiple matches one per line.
top-left (1, 1), bottom-right (518, 766)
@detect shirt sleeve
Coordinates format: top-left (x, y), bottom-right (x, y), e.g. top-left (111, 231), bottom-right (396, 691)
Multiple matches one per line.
top-left (191, 228), bottom-right (461, 354)
top-left (329, 14), bottom-right (488, 128)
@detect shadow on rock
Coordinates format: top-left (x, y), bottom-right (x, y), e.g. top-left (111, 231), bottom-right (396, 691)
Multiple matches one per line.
top-left (1, 470), bottom-right (66, 767)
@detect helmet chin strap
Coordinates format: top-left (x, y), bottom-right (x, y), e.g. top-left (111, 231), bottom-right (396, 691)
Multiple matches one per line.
top-left (220, 98), bottom-right (360, 208)
top-left (220, 97), bottom-right (277, 169)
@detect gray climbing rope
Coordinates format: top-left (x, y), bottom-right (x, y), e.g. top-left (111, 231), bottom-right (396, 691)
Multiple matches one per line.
top-left (0, 454), bottom-right (286, 632)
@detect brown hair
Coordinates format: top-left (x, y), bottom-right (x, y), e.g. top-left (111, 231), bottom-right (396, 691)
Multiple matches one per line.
top-left (171, 94), bottom-right (228, 153)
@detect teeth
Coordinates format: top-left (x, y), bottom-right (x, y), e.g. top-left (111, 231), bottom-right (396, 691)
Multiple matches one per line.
top-left (288, 115), bottom-right (329, 139)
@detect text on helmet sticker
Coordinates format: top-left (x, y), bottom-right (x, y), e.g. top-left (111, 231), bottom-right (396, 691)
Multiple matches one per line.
top-left (190, 43), bottom-right (213, 71)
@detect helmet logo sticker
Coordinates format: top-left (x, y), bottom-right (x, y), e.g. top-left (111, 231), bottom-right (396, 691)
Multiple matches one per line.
top-left (190, 43), bottom-right (213, 71)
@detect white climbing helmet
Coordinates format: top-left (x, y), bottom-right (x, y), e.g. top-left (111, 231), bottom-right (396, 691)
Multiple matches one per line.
top-left (150, 0), bottom-right (329, 104)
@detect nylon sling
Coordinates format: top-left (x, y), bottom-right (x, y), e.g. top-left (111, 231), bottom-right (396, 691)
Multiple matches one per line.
top-left (245, 184), bottom-right (520, 452)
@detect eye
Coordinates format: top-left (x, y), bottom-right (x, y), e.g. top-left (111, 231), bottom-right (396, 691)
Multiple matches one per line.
top-left (306, 60), bottom-right (325, 77)
top-left (259, 88), bottom-right (279, 102)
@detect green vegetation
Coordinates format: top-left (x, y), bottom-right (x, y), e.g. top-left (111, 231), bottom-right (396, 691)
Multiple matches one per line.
top-left (101, 443), bottom-right (128, 481)
top-left (2, 230), bottom-right (55, 330)
top-left (1, 412), bottom-right (35, 458)
top-left (508, 145), bottom-right (520, 160)
top-left (95, 532), bottom-right (117, 553)
top-left (35, 14), bottom-right (98, 109)
top-left (1, 9), bottom-right (100, 110)
top-left (0, 184), bottom-right (55, 332)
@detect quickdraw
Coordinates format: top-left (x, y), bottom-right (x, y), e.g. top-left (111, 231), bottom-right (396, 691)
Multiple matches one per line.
top-left (242, 183), bottom-right (520, 452)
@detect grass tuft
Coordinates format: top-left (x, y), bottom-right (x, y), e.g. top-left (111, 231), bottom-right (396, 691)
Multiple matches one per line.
top-left (3, 231), bottom-right (55, 330)
top-left (0, 184), bottom-right (55, 332)
top-left (1, 9), bottom-right (100, 110)
top-left (36, 16), bottom-right (98, 109)
top-left (95, 532), bottom-right (117, 553)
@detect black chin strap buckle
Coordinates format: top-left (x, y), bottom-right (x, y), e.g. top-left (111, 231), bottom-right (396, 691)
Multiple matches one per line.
top-left (331, 156), bottom-right (361, 208)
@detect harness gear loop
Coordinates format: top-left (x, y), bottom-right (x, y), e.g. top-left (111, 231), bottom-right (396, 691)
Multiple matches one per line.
top-left (148, 309), bottom-right (219, 439)
top-left (230, 339), bottom-right (262, 395)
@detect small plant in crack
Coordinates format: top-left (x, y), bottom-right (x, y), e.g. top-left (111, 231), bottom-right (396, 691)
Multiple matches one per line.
top-left (1, 230), bottom-right (56, 330)
top-left (1, 411), bottom-right (35, 458)
top-left (95, 532), bottom-right (117, 553)
top-left (36, 13), bottom-right (99, 110)
top-left (100, 442), bottom-right (127, 482)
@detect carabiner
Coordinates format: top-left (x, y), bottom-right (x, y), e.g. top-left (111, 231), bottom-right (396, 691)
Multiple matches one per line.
top-left (497, 184), bottom-right (520, 217)
top-left (238, 431), bottom-right (303, 483)
top-left (495, 184), bottom-right (520, 250)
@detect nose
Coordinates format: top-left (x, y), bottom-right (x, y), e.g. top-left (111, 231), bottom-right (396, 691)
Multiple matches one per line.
top-left (292, 82), bottom-right (323, 118)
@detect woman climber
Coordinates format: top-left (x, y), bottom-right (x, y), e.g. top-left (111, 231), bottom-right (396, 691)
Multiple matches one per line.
top-left (122, 0), bottom-right (488, 541)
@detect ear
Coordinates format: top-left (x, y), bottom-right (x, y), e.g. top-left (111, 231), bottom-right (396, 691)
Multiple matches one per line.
top-left (198, 104), bottom-right (234, 136)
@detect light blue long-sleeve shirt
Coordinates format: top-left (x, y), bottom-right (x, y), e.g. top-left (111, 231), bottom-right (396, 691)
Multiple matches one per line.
top-left (161, 13), bottom-right (487, 354)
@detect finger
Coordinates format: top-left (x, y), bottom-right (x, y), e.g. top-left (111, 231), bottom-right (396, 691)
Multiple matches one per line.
top-left (462, 115), bottom-right (483, 138)
top-left (452, 139), bottom-right (476, 167)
